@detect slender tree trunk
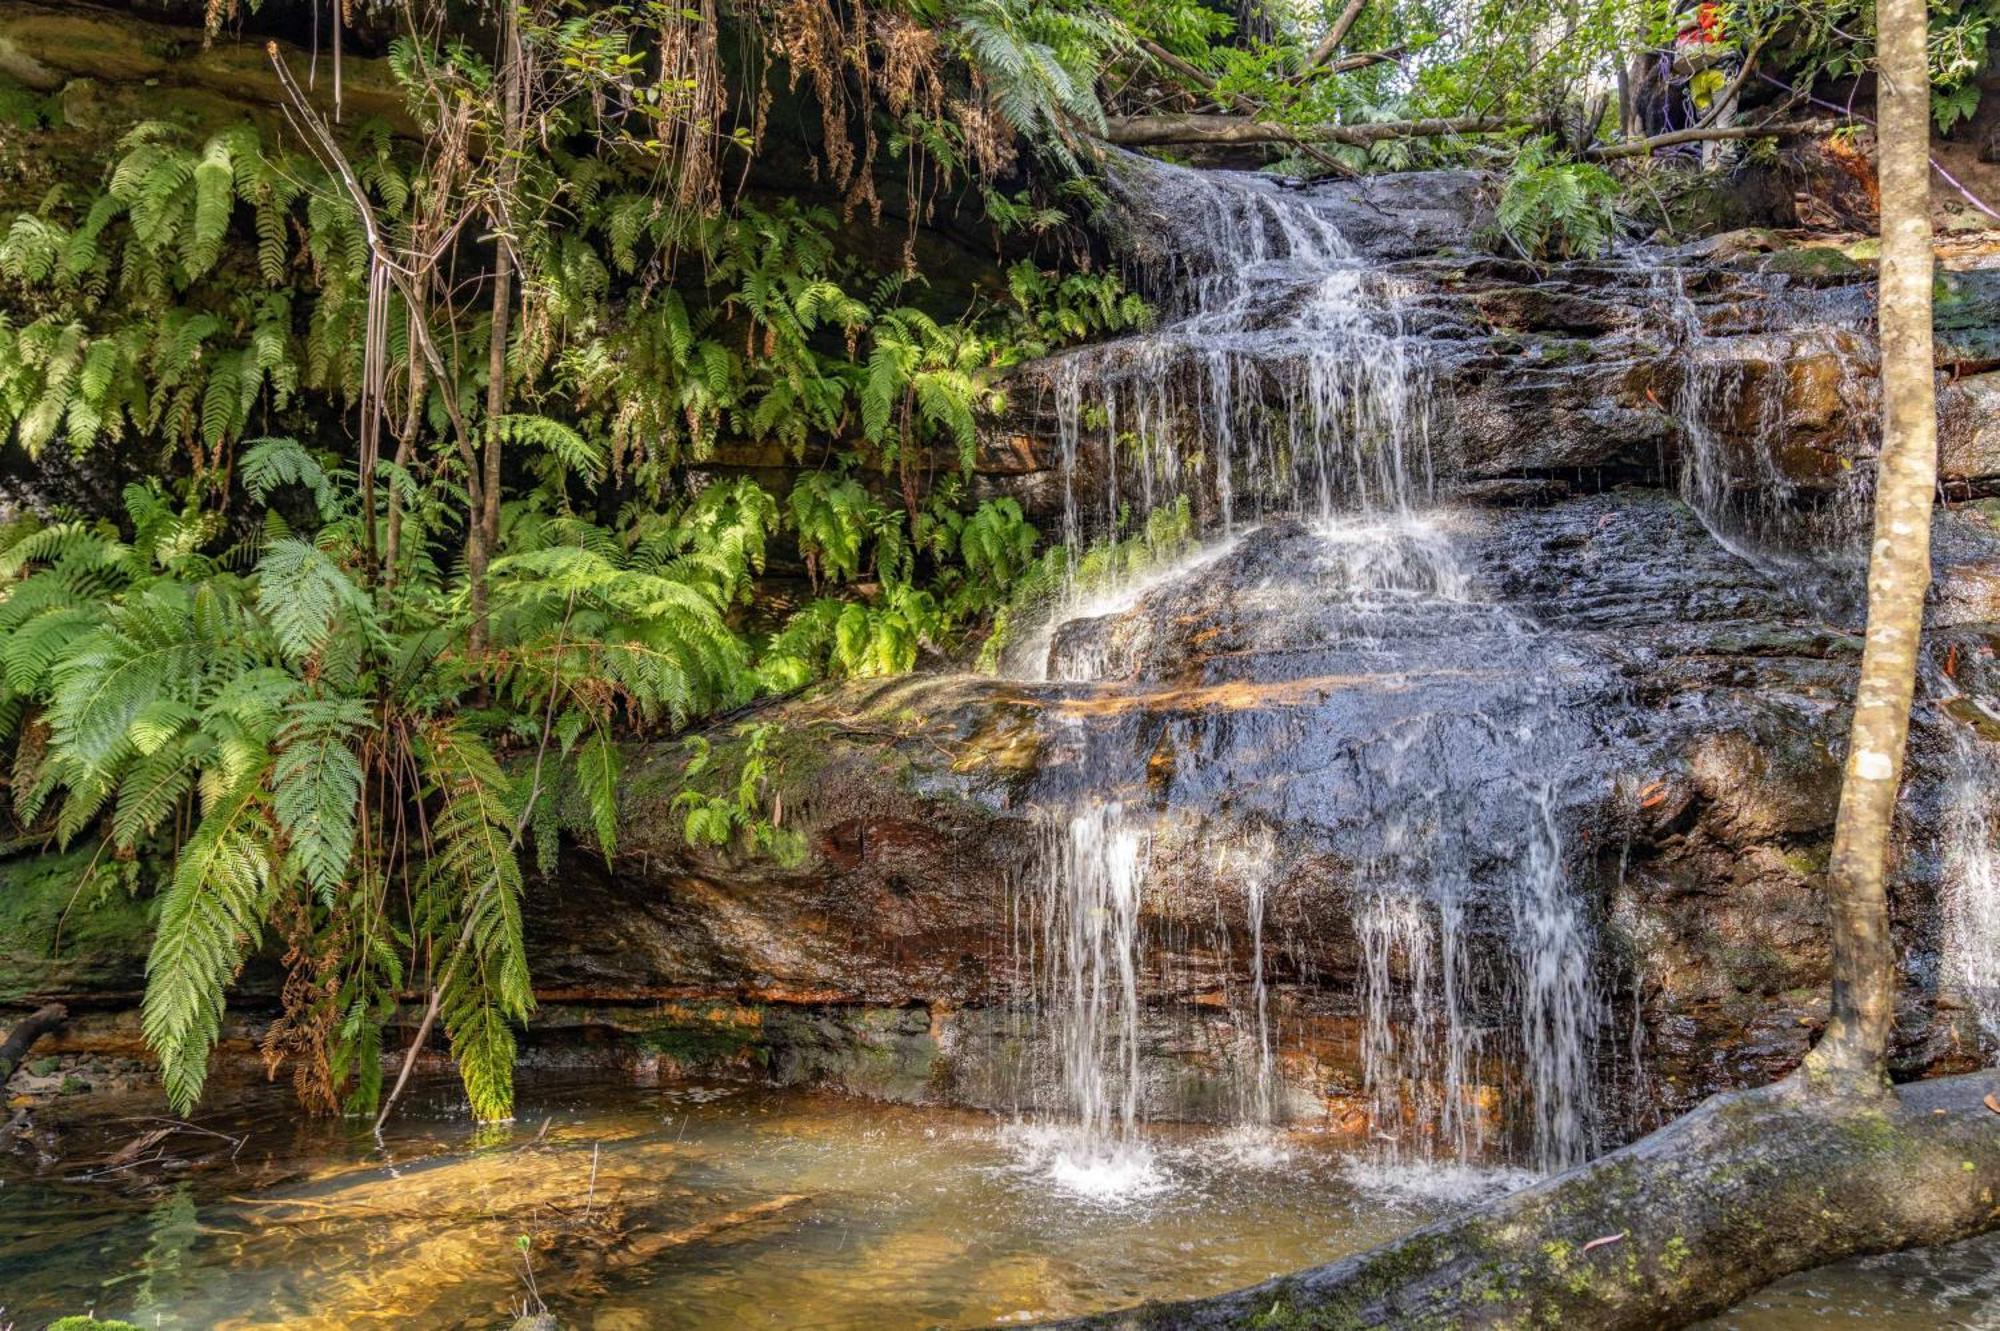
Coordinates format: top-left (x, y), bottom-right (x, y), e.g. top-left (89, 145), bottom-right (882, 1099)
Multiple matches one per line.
top-left (384, 336), bottom-right (425, 590)
top-left (482, 258), bottom-right (511, 558)
top-left (468, 5), bottom-right (524, 659)
top-left (1807, 0), bottom-right (1936, 1087)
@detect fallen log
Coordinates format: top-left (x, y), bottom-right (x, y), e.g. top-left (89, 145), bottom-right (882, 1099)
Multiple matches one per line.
top-left (1136, 41), bottom-right (1355, 178)
top-left (1586, 120), bottom-right (1822, 160)
top-left (1040, 1070), bottom-right (2000, 1329)
top-left (0, 1002), bottom-right (67, 1083)
top-left (1100, 113), bottom-right (1513, 148)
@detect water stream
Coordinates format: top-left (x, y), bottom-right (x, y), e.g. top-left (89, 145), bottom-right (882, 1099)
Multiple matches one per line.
top-left (1012, 158), bottom-right (1607, 1181)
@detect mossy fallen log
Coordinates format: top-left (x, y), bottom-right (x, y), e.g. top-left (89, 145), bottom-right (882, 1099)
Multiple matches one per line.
top-left (1043, 1070), bottom-right (2000, 1330)
top-left (0, 0), bottom-right (410, 131)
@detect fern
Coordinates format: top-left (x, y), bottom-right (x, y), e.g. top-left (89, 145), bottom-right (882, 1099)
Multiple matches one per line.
top-left (241, 437), bottom-right (342, 521)
top-left (1491, 139), bottom-right (1623, 261)
top-left (272, 697), bottom-right (371, 899)
top-left (417, 722), bottom-right (532, 1122)
top-left (141, 781), bottom-right (278, 1114)
top-left (256, 538), bottom-right (371, 664)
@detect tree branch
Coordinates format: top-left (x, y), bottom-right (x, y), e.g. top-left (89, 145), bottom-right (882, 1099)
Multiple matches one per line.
top-left (1138, 41), bottom-right (1355, 176)
top-left (1302, 0), bottom-right (1370, 71)
top-left (1584, 118), bottom-right (1820, 159)
top-left (0, 1003), bottom-right (68, 1084)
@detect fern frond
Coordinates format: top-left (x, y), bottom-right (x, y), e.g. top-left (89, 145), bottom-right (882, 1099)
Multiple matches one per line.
top-left (141, 781), bottom-right (278, 1114)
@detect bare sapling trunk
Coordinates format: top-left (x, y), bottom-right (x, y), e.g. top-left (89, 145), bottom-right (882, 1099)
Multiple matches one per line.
top-left (469, 3), bottom-right (525, 659)
top-left (1807, 0), bottom-right (1936, 1088)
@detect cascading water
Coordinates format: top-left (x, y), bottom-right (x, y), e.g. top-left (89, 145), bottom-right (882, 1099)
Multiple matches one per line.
top-left (1019, 800), bottom-right (1157, 1194)
top-left (1046, 157), bottom-right (1434, 538)
top-left (1012, 155), bottom-right (1607, 1181)
top-left (1653, 263), bottom-right (1873, 601)
top-left (1941, 722), bottom-right (2000, 1043)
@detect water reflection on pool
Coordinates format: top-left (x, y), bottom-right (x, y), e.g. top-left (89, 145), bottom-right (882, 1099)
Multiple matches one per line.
top-left (1, 1078), bottom-right (1461, 1329)
top-left (4, 1077), bottom-right (1998, 1329)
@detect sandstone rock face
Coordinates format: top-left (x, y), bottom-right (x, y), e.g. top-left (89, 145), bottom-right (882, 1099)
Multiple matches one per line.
top-left (982, 190), bottom-right (2000, 533)
top-left (503, 491), bottom-right (2000, 1155)
top-left (8, 166), bottom-right (1998, 1161)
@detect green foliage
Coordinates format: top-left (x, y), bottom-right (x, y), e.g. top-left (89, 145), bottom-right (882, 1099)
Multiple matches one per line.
top-left (946, 0), bottom-right (1132, 164)
top-left (418, 721), bottom-right (533, 1123)
top-left (0, 122), bottom-right (329, 461)
top-left (0, 0), bottom-right (1118, 1130)
top-left (982, 496), bottom-right (1193, 669)
top-left (675, 724), bottom-right (805, 864)
top-left (1779, 0), bottom-right (2000, 132)
top-left (1492, 139), bottom-right (1624, 261)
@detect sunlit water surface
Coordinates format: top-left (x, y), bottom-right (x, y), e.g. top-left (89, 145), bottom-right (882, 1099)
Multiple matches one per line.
top-left (4, 1077), bottom-right (1997, 1329)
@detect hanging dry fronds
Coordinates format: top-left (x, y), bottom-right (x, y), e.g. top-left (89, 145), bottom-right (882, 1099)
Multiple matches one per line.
top-left (660, 0), bottom-right (730, 218)
top-left (261, 893), bottom-right (344, 1115)
top-left (875, 11), bottom-right (944, 118)
top-left (770, 0), bottom-right (855, 190)
top-left (953, 94), bottom-right (1019, 179)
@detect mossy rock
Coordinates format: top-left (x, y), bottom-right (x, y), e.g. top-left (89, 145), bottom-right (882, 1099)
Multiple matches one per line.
top-left (1753, 246), bottom-right (1864, 282)
top-left (1934, 268), bottom-right (2000, 367)
top-left (0, 846), bottom-right (152, 1006)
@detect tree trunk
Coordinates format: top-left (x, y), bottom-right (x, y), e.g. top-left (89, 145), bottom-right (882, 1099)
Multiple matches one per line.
top-left (383, 340), bottom-right (425, 590)
top-left (1039, 1073), bottom-right (2000, 1329)
top-left (1807, 0), bottom-right (1935, 1087)
top-left (468, 5), bottom-right (525, 659)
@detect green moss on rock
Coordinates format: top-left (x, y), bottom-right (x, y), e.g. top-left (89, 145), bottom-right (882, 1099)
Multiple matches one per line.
top-left (0, 847), bottom-right (152, 1006)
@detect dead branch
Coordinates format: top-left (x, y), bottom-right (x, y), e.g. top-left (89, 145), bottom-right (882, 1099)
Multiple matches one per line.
top-left (1586, 118), bottom-right (1821, 159)
top-left (1302, 0), bottom-right (1370, 71)
top-left (0, 1002), bottom-right (67, 1083)
top-left (1137, 41), bottom-right (1355, 177)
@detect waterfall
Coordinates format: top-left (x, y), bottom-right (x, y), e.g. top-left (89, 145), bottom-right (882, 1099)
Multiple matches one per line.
top-left (1942, 725), bottom-right (2000, 1043)
top-left (1245, 864), bottom-right (1275, 1127)
top-left (1653, 263), bottom-right (1872, 593)
top-left (1043, 156), bottom-right (1433, 539)
top-left (1018, 801), bottom-right (1160, 1193)
top-left (1516, 783), bottom-right (1597, 1170)
top-left (1014, 155), bottom-right (1605, 1178)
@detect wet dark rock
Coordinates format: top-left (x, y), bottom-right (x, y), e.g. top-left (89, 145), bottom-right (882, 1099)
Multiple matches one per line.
top-left (492, 492), bottom-right (1998, 1143)
top-left (10, 481), bottom-right (1991, 1144)
top-left (987, 190), bottom-right (2000, 521)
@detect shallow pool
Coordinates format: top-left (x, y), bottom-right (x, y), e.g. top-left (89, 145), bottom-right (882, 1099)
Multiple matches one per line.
top-left (4, 1078), bottom-right (1997, 1329)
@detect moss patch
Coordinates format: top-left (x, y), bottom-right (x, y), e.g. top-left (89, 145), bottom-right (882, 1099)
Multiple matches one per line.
top-left (0, 846), bottom-right (152, 1006)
